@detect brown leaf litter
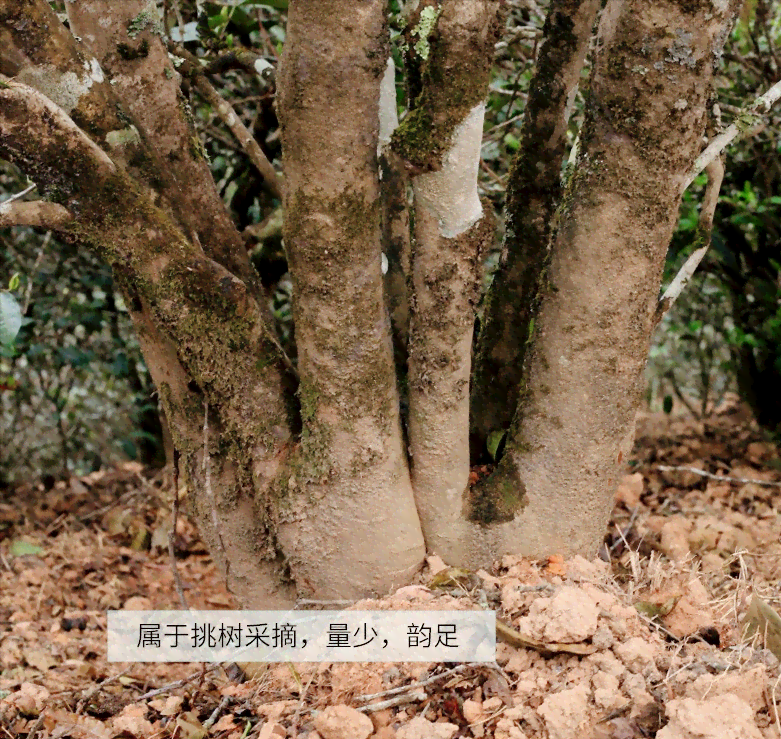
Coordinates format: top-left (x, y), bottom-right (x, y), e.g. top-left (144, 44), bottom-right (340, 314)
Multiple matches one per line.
top-left (2, 402), bottom-right (781, 737)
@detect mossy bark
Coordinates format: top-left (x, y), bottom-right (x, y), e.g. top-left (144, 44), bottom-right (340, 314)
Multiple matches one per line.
top-left (65, 0), bottom-right (263, 297)
top-left (274, 0), bottom-right (425, 598)
top-left (380, 148), bottom-right (413, 388)
top-left (0, 78), bottom-right (296, 605)
top-left (469, 0), bottom-right (601, 461)
top-left (394, 0), bottom-right (504, 564)
top-left (1, 0), bottom-right (743, 599)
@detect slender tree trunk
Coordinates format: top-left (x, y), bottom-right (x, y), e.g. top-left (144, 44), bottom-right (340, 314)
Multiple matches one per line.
top-left (378, 58), bottom-right (413, 372)
top-left (389, 0), bottom-right (503, 565)
top-left (470, 0), bottom-right (601, 459)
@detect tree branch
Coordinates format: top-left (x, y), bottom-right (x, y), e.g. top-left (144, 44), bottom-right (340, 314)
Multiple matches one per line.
top-left (202, 48), bottom-right (275, 90)
top-left (0, 199), bottom-right (72, 228)
top-left (0, 0), bottom-right (162, 191)
top-left (193, 69), bottom-right (282, 200)
top-left (682, 78), bottom-right (781, 191)
top-left (656, 158), bottom-right (724, 325)
top-left (65, 0), bottom-right (266, 296)
top-left (470, 0), bottom-right (741, 561)
top-left (0, 80), bottom-right (291, 447)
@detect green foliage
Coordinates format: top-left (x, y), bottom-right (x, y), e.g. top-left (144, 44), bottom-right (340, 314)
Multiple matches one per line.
top-left (654, 0), bottom-right (781, 427)
top-left (0, 289), bottom-right (21, 346)
top-left (1, 167), bottom-right (163, 481)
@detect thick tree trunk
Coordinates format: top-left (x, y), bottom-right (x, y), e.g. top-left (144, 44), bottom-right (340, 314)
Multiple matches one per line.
top-left (469, 0), bottom-right (601, 459)
top-left (275, 0), bottom-right (425, 599)
top-left (467, 0), bottom-right (741, 563)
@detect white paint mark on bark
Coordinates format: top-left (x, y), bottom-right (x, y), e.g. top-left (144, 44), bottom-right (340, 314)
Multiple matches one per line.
top-left (413, 103), bottom-right (484, 239)
top-left (87, 57), bottom-right (104, 84)
top-left (378, 57), bottom-right (399, 157)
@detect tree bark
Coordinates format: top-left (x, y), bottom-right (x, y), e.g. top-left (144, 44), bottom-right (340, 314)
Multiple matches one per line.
top-left (468, 0), bottom-right (741, 562)
top-left (0, 77), bottom-right (296, 605)
top-left (378, 59), bottom-right (413, 382)
top-left (275, 0), bottom-right (425, 598)
top-left (1, 0), bottom-right (744, 601)
top-left (470, 0), bottom-right (601, 459)
top-left (391, 0), bottom-right (503, 565)
top-left (64, 0), bottom-right (263, 296)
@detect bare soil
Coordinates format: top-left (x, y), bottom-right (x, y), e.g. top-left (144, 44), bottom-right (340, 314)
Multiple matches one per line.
top-left (2, 399), bottom-right (781, 738)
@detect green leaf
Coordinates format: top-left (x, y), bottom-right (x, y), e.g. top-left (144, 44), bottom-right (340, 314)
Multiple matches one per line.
top-left (663, 395), bottom-right (673, 414)
top-left (487, 429), bottom-right (507, 461)
top-left (111, 352), bottom-right (130, 377)
top-left (503, 132), bottom-right (520, 151)
top-left (8, 273), bottom-right (20, 291)
top-left (0, 291), bottom-right (22, 345)
top-left (9, 539), bottom-right (43, 557)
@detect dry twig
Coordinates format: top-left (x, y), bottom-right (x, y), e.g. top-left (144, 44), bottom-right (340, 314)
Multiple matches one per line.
top-left (657, 465), bottom-right (781, 487)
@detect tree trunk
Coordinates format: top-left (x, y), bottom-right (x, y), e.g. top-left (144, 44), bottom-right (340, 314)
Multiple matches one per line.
top-left (469, 0), bottom-right (601, 460)
top-left (274, 0), bottom-right (426, 599)
top-left (467, 0), bottom-right (740, 562)
top-left (0, 0), bottom-right (741, 605)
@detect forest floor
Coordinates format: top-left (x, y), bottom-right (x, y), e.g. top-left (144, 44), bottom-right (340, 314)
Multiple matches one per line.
top-left (2, 397), bottom-right (781, 739)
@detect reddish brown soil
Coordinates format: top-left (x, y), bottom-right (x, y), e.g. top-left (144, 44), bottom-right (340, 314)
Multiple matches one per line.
top-left (2, 401), bottom-right (781, 738)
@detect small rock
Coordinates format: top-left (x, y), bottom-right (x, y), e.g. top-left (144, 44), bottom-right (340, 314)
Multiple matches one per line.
top-left (426, 555), bottom-right (448, 574)
top-left (462, 699), bottom-right (484, 724)
top-left (657, 695), bottom-right (762, 739)
top-left (662, 578), bottom-right (716, 639)
top-left (371, 708), bottom-right (393, 729)
top-left (615, 473), bottom-right (644, 507)
top-left (392, 585), bottom-right (434, 601)
top-left (314, 705), bottom-right (374, 739)
top-left (495, 718), bottom-right (529, 739)
top-left (587, 651), bottom-right (626, 678)
top-left (660, 518), bottom-right (691, 562)
top-left (614, 637), bottom-right (656, 674)
top-left (591, 623), bottom-right (615, 650)
top-left (685, 665), bottom-right (766, 711)
top-left (396, 716), bottom-right (459, 739)
top-left (592, 671), bottom-right (622, 710)
top-left (516, 586), bottom-right (600, 643)
top-left (462, 698), bottom-right (486, 736)
top-left (537, 684), bottom-right (590, 739)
